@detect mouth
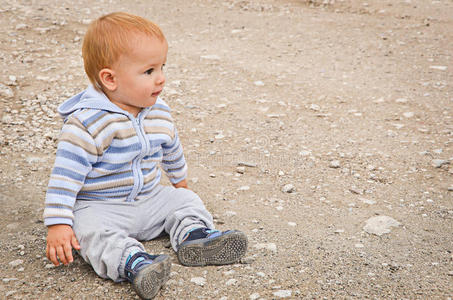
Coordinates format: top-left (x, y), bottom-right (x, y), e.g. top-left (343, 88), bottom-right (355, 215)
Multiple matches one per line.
top-left (152, 90), bottom-right (162, 97)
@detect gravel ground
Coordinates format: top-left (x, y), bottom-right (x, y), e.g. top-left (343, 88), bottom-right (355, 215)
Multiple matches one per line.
top-left (1, 0), bottom-right (452, 299)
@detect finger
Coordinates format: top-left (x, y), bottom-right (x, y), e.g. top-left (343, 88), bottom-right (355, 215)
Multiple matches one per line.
top-left (64, 243), bottom-right (74, 263)
top-left (48, 246), bottom-right (60, 266)
top-left (71, 235), bottom-right (81, 250)
top-left (46, 244), bottom-right (50, 261)
top-left (56, 246), bottom-right (68, 265)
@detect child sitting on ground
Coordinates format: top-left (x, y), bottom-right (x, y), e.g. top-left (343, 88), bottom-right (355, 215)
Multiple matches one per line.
top-left (43, 12), bottom-right (248, 299)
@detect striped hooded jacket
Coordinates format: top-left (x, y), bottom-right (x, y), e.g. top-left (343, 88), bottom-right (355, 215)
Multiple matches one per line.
top-left (43, 86), bottom-right (187, 226)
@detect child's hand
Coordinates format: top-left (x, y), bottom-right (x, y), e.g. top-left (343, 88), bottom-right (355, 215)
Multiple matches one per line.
top-left (46, 224), bottom-right (81, 266)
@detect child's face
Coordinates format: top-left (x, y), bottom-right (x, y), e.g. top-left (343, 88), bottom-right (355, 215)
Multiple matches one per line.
top-left (108, 34), bottom-right (168, 116)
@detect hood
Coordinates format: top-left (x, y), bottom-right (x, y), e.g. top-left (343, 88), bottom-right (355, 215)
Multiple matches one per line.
top-left (58, 85), bottom-right (128, 121)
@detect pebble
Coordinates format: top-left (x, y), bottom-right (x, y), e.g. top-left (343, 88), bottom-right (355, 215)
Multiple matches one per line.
top-left (403, 112), bottom-right (414, 118)
top-left (273, 290), bottom-right (292, 298)
top-left (9, 259), bottom-right (23, 267)
top-left (254, 81), bottom-right (265, 86)
top-left (254, 243), bottom-right (277, 252)
top-left (226, 278), bottom-right (237, 286)
top-left (238, 185), bottom-right (250, 191)
top-left (359, 197), bottom-right (376, 205)
top-left (429, 65), bottom-right (447, 71)
top-left (250, 293), bottom-right (260, 300)
top-left (190, 277), bottom-right (206, 286)
top-left (363, 216), bottom-right (401, 236)
top-left (238, 161), bottom-right (257, 167)
top-left (432, 159), bottom-right (449, 168)
top-left (329, 160), bottom-right (341, 168)
top-left (299, 150), bottom-right (311, 156)
top-left (287, 222), bottom-right (297, 227)
top-left (395, 98), bottom-right (408, 103)
top-left (236, 166), bottom-right (246, 174)
top-left (281, 184), bottom-right (295, 193)
top-left (0, 83), bottom-right (14, 98)
top-left (200, 54), bottom-right (221, 60)
top-left (448, 186), bottom-right (453, 192)
top-left (240, 256), bottom-right (255, 264)
top-left (309, 104), bottom-right (320, 111)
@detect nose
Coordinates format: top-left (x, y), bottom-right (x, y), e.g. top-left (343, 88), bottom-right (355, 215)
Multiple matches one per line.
top-left (156, 70), bottom-right (165, 86)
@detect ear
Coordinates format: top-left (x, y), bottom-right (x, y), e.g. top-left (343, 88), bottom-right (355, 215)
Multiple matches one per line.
top-left (98, 68), bottom-right (117, 91)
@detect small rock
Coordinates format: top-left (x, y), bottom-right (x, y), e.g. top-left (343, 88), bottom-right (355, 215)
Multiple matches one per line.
top-left (447, 271), bottom-right (453, 276)
top-left (273, 290), bottom-right (292, 298)
top-left (254, 81), bottom-right (265, 86)
top-left (236, 166), bottom-right (246, 174)
top-left (329, 160), bottom-right (341, 168)
top-left (359, 197), bottom-right (376, 205)
top-left (238, 185), bottom-right (250, 191)
top-left (429, 65), bottom-right (447, 71)
top-left (254, 243), bottom-right (277, 252)
top-left (448, 186), bottom-right (453, 192)
top-left (281, 184), bottom-right (295, 193)
top-left (299, 150), bottom-right (311, 156)
top-left (190, 277), bottom-right (206, 286)
top-left (226, 278), bottom-right (237, 286)
top-left (287, 222), bottom-right (297, 227)
top-left (395, 98), bottom-right (408, 103)
top-left (238, 162), bottom-right (257, 167)
top-left (363, 216), bottom-right (401, 236)
top-left (355, 243), bottom-right (364, 248)
top-left (200, 54), bottom-right (221, 60)
top-left (432, 159), bottom-right (449, 168)
top-left (240, 256), bottom-right (255, 264)
top-left (250, 293), bottom-right (260, 300)
top-left (0, 83), bottom-right (14, 99)
top-left (403, 112), bottom-right (414, 118)
top-left (45, 264), bottom-right (55, 269)
top-left (309, 104), bottom-right (320, 111)
top-left (9, 259), bottom-right (23, 267)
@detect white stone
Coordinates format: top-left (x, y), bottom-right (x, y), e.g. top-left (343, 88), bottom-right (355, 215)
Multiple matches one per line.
top-left (287, 222), bottom-right (296, 227)
top-left (254, 243), bottom-right (277, 252)
top-left (250, 293), bottom-right (260, 300)
top-left (190, 277), bottom-right (206, 286)
top-left (281, 184), bottom-right (295, 193)
top-left (429, 65), bottom-right (447, 71)
top-left (329, 160), bottom-right (341, 168)
top-left (403, 112), bottom-right (414, 118)
top-left (363, 216), bottom-right (401, 236)
top-left (226, 278), bottom-right (237, 286)
top-left (309, 104), bottom-right (320, 111)
top-left (238, 185), bottom-right (250, 191)
top-left (201, 54), bottom-right (221, 60)
top-left (273, 290), bottom-right (292, 298)
top-left (299, 150), bottom-right (311, 156)
top-left (9, 259), bottom-right (23, 267)
top-left (395, 98), bottom-right (408, 103)
top-left (359, 197), bottom-right (376, 205)
top-left (254, 81), bottom-right (265, 86)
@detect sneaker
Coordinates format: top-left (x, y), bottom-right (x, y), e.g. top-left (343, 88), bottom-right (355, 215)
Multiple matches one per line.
top-left (177, 228), bottom-right (248, 267)
top-left (124, 252), bottom-right (171, 299)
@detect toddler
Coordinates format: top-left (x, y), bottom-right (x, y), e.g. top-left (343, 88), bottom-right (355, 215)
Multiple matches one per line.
top-left (44, 12), bottom-right (247, 299)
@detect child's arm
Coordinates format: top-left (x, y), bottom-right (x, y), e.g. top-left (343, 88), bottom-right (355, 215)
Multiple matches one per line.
top-left (46, 224), bottom-right (81, 266)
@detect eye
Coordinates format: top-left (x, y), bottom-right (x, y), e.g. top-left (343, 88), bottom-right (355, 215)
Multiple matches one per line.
top-left (145, 68), bottom-right (154, 75)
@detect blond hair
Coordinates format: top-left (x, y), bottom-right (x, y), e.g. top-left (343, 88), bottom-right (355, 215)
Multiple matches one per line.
top-left (82, 12), bottom-right (165, 90)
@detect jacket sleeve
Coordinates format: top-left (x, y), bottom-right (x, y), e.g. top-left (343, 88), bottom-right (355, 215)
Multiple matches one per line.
top-left (43, 117), bottom-right (98, 226)
top-left (161, 128), bottom-right (188, 184)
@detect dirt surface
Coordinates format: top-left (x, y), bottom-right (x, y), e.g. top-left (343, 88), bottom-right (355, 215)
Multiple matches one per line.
top-left (1, 0), bottom-right (452, 299)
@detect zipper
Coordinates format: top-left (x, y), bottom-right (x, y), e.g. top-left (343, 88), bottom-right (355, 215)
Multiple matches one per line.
top-left (126, 115), bottom-right (149, 201)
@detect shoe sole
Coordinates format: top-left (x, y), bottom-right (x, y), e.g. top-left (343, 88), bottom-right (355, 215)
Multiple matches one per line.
top-left (133, 255), bottom-right (171, 300)
top-left (177, 231), bottom-right (248, 267)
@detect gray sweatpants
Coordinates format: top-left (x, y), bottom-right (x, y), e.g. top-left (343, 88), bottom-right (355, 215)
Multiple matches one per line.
top-left (72, 185), bottom-right (214, 282)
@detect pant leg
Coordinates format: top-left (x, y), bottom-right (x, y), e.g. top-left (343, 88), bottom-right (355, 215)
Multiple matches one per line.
top-left (72, 200), bottom-right (144, 282)
top-left (137, 186), bottom-right (214, 251)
